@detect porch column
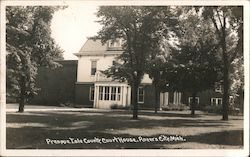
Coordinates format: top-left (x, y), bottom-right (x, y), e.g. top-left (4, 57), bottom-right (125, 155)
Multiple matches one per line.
top-left (165, 92), bottom-right (169, 106)
top-left (173, 92), bottom-right (177, 105)
top-left (94, 85), bottom-right (99, 108)
top-left (127, 86), bottom-right (131, 106)
top-left (122, 86), bottom-right (126, 106)
top-left (178, 92), bottom-right (182, 104)
top-left (160, 93), bottom-right (163, 107)
top-left (125, 86), bottom-right (128, 106)
top-left (160, 92), bottom-right (169, 107)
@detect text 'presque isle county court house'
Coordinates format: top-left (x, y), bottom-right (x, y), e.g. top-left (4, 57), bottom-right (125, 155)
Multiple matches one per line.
top-left (23, 38), bottom-right (235, 111)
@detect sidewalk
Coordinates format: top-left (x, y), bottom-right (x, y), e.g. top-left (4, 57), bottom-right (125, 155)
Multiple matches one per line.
top-left (5, 103), bottom-right (108, 112)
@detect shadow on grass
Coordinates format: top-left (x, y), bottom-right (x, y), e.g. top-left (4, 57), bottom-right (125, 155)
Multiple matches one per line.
top-left (186, 130), bottom-right (243, 146)
top-left (6, 110), bottom-right (243, 149)
top-left (7, 110), bottom-right (236, 128)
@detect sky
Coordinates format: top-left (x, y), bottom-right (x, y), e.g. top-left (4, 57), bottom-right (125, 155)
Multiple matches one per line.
top-left (51, 5), bottom-right (101, 60)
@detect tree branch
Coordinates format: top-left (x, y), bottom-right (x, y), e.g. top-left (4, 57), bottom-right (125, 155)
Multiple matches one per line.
top-left (210, 14), bottom-right (221, 38)
top-left (216, 9), bottom-right (224, 30)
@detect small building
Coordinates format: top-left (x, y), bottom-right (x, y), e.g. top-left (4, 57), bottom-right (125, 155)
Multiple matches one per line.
top-left (29, 60), bottom-right (78, 105)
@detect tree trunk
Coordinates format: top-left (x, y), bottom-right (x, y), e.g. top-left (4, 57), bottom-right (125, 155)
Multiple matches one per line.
top-left (132, 83), bottom-right (139, 119)
top-left (222, 54), bottom-right (229, 120)
top-left (239, 87), bottom-right (244, 112)
top-left (191, 92), bottom-right (196, 116)
top-left (18, 94), bottom-right (25, 112)
top-left (18, 76), bottom-right (26, 112)
top-left (221, 24), bottom-right (229, 121)
top-left (154, 86), bottom-right (160, 114)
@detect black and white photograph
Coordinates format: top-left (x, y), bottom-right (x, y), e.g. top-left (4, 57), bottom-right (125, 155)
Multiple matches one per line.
top-left (0, 0), bottom-right (249, 156)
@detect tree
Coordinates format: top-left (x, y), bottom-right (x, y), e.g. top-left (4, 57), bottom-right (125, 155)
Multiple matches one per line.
top-left (230, 56), bottom-right (244, 111)
top-left (146, 55), bottom-right (166, 113)
top-left (201, 6), bottom-right (243, 120)
top-left (170, 44), bottom-right (220, 116)
top-left (96, 6), bottom-right (178, 119)
top-left (146, 39), bottom-right (175, 113)
top-left (6, 6), bottom-right (64, 112)
top-left (167, 10), bottom-right (221, 115)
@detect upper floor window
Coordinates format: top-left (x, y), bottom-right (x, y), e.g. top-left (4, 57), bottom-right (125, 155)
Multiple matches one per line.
top-left (215, 82), bottom-right (222, 93)
top-left (112, 61), bottom-right (117, 66)
top-left (91, 60), bottom-right (97, 76)
top-left (108, 39), bottom-right (123, 48)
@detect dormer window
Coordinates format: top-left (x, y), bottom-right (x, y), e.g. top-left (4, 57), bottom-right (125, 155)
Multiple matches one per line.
top-left (215, 82), bottom-right (222, 93)
top-left (108, 39), bottom-right (123, 48)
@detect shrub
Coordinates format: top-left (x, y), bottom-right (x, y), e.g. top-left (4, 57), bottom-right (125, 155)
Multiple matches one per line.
top-left (202, 105), bottom-right (222, 114)
top-left (110, 104), bottom-right (130, 110)
top-left (110, 104), bottom-right (118, 109)
top-left (162, 103), bottom-right (189, 111)
top-left (229, 106), bottom-right (241, 115)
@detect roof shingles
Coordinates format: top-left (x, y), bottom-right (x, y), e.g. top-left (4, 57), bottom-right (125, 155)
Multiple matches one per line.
top-left (74, 39), bottom-right (123, 57)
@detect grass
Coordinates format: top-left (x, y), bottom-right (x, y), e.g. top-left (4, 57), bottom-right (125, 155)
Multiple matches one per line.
top-left (6, 109), bottom-right (243, 149)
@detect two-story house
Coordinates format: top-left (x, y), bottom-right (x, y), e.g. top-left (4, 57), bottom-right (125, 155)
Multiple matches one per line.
top-left (74, 38), bottom-right (223, 109)
top-left (74, 39), bottom-right (134, 109)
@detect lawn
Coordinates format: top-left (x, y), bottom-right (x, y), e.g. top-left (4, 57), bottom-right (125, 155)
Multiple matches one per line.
top-left (6, 109), bottom-right (243, 149)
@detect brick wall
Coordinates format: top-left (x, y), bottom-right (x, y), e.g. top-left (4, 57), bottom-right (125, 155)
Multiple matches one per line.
top-left (29, 60), bottom-right (78, 105)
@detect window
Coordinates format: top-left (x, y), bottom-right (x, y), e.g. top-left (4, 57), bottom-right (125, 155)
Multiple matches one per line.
top-left (215, 83), bottom-right (222, 93)
top-left (104, 87), bottom-right (110, 100)
top-left (188, 97), bottom-right (199, 105)
top-left (138, 87), bottom-right (144, 103)
top-left (111, 87), bottom-right (116, 101)
top-left (112, 60), bottom-right (119, 66)
top-left (211, 98), bottom-right (222, 106)
top-left (173, 92), bottom-right (182, 105)
top-left (117, 87), bottom-right (121, 101)
top-left (217, 98), bottom-right (222, 105)
top-left (99, 86), bottom-right (103, 100)
top-left (211, 98), bottom-right (217, 105)
top-left (89, 86), bottom-right (95, 101)
top-left (98, 86), bottom-right (122, 101)
top-left (108, 39), bottom-right (122, 47)
top-left (91, 60), bottom-right (97, 76)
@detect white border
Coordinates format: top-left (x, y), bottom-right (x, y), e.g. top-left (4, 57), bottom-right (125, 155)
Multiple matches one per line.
top-left (243, 0), bottom-right (250, 155)
top-left (0, 0), bottom-right (6, 156)
top-left (1, 0), bottom-right (249, 157)
top-left (1, 0), bottom-right (250, 6)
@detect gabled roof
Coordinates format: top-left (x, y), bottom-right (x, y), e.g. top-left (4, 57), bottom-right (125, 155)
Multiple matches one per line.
top-left (74, 39), bottom-right (123, 57)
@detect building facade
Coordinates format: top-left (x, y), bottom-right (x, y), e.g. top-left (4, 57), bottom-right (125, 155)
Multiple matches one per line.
top-left (29, 60), bottom-right (78, 105)
top-left (22, 39), bottom-right (225, 109)
top-left (74, 39), bottom-right (156, 108)
top-left (74, 39), bottom-right (223, 109)
top-left (6, 38), bottom-right (233, 110)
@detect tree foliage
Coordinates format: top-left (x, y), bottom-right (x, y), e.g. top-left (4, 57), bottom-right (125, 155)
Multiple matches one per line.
top-left (6, 6), bottom-right (64, 112)
top-left (164, 10), bottom-right (221, 115)
top-left (96, 6), bottom-right (179, 119)
top-left (200, 6), bottom-right (243, 120)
